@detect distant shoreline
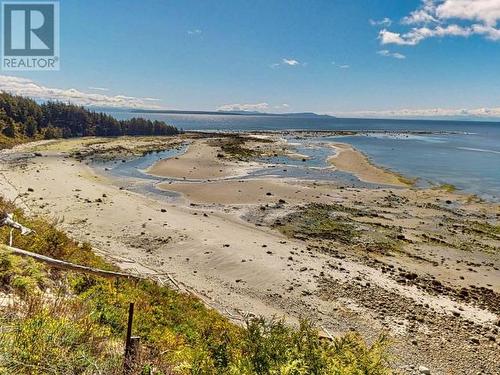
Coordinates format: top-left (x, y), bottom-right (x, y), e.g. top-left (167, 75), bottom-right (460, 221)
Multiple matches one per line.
top-left (126, 109), bottom-right (500, 124)
top-left (130, 109), bottom-right (335, 118)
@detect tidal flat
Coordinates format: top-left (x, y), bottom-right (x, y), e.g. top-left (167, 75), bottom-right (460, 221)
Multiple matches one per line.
top-left (1, 132), bottom-right (498, 374)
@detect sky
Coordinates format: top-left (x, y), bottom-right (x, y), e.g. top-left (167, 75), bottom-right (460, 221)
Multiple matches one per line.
top-left (2, 0), bottom-right (500, 119)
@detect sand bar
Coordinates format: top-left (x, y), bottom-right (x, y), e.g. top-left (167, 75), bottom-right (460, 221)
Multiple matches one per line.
top-left (328, 142), bottom-right (409, 187)
top-left (147, 140), bottom-right (253, 180)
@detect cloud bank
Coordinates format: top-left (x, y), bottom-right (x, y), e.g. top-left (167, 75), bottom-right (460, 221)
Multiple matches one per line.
top-left (88, 86), bottom-right (109, 91)
top-left (335, 106), bottom-right (500, 119)
top-left (378, 0), bottom-right (500, 45)
top-left (0, 75), bottom-right (162, 109)
top-left (216, 103), bottom-right (270, 112)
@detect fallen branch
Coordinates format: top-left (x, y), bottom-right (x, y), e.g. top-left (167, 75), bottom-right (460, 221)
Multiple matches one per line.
top-left (1, 212), bottom-right (34, 236)
top-left (0, 246), bottom-right (248, 326)
top-left (0, 244), bottom-right (142, 280)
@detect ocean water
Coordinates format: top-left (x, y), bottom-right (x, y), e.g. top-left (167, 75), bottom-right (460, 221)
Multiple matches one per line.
top-left (106, 112), bottom-right (500, 201)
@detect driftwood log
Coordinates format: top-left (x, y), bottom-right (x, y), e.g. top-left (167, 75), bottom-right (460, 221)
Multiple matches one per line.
top-left (0, 244), bottom-right (141, 279)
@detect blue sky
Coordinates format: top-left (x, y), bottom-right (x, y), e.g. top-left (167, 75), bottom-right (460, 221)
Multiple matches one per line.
top-left (2, 0), bottom-right (500, 118)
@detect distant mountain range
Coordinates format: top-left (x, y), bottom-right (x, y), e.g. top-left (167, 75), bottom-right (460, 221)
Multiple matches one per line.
top-left (130, 109), bottom-right (335, 118)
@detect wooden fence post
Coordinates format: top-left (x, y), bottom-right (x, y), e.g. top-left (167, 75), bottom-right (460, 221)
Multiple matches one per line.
top-left (124, 302), bottom-right (141, 374)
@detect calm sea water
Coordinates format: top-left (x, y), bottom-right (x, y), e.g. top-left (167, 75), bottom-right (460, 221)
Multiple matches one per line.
top-left (107, 112), bottom-right (500, 201)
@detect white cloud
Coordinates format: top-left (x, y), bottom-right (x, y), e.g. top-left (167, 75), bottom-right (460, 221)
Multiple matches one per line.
top-left (270, 58), bottom-right (304, 68)
top-left (379, 24), bottom-right (473, 45)
top-left (282, 58), bottom-right (300, 66)
top-left (334, 106), bottom-right (500, 119)
top-left (0, 75), bottom-right (162, 109)
top-left (88, 86), bottom-right (109, 91)
top-left (402, 0), bottom-right (438, 24)
top-left (472, 23), bottom-right (500, 40)
top-left (369, 17), bottom-right (392, 26)
top-left (377, 50), bottom-right (406, 59)
top-left (216, 103), bottom-right (270, 112)
top-left (436, 0), bottom-right (500, 26)
top-left (379, 29), bottom-right (414, 45)
top-left (332, 61), bottom-right (350, 69)
top-left (187, 29), bottom-right (202, 35)
top-left (378, 0), bottom-right (500, 45)
top-left (402, 10), bottom-right (438, 25)
top-left (274, 103), bottom-right (290, 110)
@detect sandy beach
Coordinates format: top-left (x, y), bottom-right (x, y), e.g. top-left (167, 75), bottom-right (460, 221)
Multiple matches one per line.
top-left (147, 140), bottom-right (250, 180)
top-left (328, 142), bottom-right (410, 186)
top-left (157, 178), bottom-right (341, 205)
top-left (1, 134), bottom-right (499, 374)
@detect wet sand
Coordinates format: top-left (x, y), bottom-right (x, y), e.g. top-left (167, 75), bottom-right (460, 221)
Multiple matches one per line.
top-left (328, 142), bottom-right (410, 186)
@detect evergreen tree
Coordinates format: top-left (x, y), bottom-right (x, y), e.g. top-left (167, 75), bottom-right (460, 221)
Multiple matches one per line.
top-left (25, 116), bottom-right (37, 137)
top-left (0, 92), bottom-right (179, 142)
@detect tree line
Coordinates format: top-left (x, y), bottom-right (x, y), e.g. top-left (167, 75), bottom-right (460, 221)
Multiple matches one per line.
top-left (0, 92), bottom-right (179, 141)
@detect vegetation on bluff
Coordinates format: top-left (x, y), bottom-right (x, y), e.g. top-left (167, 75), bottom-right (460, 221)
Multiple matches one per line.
top-left (0, 92), bottom-right (179, 149)
top-left (0, 197), bottom-right (391, 374)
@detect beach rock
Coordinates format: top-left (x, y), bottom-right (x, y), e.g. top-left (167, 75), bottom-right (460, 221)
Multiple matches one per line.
top-left (469, 336), bottom-right (480, 344)
top-left (418, 365), bottom-right (431, 374)
top-left (403, 272), bottom-right (418, 280)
